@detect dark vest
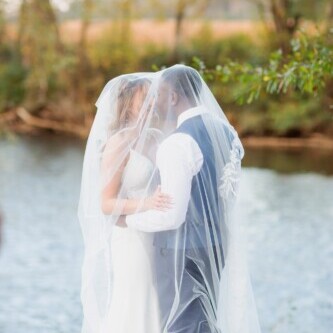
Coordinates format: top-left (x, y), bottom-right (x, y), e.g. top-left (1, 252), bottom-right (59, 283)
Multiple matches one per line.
top-left (153, 113), bottom-right (228, 250)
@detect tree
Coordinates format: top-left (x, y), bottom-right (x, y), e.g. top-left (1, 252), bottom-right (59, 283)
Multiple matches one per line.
top-left (0, 0), bottom-right (5, 44)
top-left (149, 0), bottom-right (212, 61)
top-left (76, 0), bottom-right (94, 116)
top-left (111, 0), bottom-right (136, 40)
top-left (190, 31), bottom-right (333, 105)
top-left (250, 0), bottom-right (331, 52)
top-left (18, 0), bottom-right (63, 108)
top-left (327, 1), bottom-right (333, 32)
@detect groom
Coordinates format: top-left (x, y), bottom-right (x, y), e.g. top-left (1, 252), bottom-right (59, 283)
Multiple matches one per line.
top-left (125, 65), bottom-right (228, 332)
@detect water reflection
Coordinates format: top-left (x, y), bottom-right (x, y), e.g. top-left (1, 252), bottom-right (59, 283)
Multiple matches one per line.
top-left (243, 147), bottom-right (333, 175)
top-left (0, 135), bottom-right (332, 333)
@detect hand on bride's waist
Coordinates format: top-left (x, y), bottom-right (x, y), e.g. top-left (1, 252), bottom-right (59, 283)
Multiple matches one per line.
top-left (115, 215), bottom-right (128, 228)
top-left (143, 185), bottom-right (173, 211)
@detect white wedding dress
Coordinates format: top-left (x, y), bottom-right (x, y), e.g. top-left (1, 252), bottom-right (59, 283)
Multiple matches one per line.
top-left (101, 149), bottom-right (161, 333)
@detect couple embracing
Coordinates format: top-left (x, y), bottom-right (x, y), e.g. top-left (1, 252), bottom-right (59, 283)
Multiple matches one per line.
top-left (78, 65), bottom-right (261, 333)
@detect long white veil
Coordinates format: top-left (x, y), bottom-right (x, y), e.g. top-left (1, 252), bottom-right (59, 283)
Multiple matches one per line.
top-left (77, 64), bottom-right (261, 333)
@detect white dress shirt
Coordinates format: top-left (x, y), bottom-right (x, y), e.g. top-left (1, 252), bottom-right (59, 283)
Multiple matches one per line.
top-left (126, 106), bottom-right (208, 232)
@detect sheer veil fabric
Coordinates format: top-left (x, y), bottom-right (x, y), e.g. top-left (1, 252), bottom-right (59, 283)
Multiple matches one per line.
top-left (78, 64), bottom-right (262, 333)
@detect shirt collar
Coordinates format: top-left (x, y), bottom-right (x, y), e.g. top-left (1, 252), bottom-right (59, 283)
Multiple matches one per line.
top-left (176, 105), bottom-right (208, 128)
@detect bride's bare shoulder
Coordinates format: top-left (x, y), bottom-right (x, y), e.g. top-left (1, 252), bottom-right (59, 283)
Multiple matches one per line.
top-left (101, 132), bottom-right (131, 169)
top-left (104, 131), bottom-right (131, 152)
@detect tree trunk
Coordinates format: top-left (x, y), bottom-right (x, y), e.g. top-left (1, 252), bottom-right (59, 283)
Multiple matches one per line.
top-left (270, 0), bottom-right (301, 53)
top-left (18, 0), bottom-right (62, 108)
top-left (0, 0), bottom-right (5, 45)
top-left (326, 1), bottom-right (333, 32)
top-left (118, 0), bottom-right (133, 42)
top-left (34, 0), bottom-right (63, 52)
top-left (173, 0), bottom-right (186, 62)
top-left (17, 0), bottom-right (27, 47)
top-left (171, 0), bottom-right (210, 62)
top-left (76, 0), bottom-right (93, 118)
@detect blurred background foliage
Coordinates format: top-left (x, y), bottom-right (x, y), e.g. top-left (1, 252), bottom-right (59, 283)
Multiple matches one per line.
top-left (0, 0), bottom-right (332, 138)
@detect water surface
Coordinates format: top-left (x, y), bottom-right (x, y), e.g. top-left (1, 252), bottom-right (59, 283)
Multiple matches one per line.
top-left (0, 135), bottom-right (332, 333)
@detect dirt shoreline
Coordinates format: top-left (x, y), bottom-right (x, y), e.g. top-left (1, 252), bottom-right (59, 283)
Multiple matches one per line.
top-left (2, 126), bottom-right (333, 151)
top-left (242, 134), bottom-right (333, 150)
top-left (1, 108), bottom-right (332, 150)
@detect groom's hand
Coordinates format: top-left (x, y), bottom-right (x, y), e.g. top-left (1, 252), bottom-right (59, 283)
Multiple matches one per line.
top-left (144, 185), bottom-right (173, 211)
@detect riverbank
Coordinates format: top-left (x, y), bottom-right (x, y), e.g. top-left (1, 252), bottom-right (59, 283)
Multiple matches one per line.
top-left (1, 107), bottom-right (333, 151)
top-left (242, 133), bottom-right (333, 150)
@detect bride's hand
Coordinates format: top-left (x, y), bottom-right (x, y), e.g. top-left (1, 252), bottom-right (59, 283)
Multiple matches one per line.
top-left (144, 185), bottom-right (173, 211)
top-left (116, 215), bottom-right (127, 228)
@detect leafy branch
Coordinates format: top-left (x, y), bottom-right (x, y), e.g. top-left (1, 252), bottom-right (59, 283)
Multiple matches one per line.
top-left (190, 30), bottom-right (333, 105)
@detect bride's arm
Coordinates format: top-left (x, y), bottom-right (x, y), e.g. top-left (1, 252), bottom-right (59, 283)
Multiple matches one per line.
top-left (101, 185), bottom-right (172, 215)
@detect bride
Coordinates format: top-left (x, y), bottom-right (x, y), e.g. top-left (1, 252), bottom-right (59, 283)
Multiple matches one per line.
top-left (78, 74), bottom-right (172, 333)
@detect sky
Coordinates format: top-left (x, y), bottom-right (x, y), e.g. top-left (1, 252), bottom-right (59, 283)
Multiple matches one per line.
top-left (4, 0), bottom-right (76, 15)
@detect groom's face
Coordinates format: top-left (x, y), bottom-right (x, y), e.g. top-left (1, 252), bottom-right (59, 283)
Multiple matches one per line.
top-left (156, 80), bottom-right (174, 122)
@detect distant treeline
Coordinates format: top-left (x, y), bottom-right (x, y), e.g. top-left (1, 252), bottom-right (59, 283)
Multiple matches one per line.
top-left (0, 0), bottom-right (332, 138)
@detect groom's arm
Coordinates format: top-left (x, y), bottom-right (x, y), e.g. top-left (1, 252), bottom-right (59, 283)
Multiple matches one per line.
top-left (125, 133), bottom-right (203, 232)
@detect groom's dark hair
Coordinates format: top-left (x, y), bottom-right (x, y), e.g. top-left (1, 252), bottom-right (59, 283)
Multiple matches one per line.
top-left (161, 65), bottom-right (202, 106)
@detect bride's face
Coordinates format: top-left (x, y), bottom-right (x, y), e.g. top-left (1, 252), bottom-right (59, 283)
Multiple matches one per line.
top-left (128, 89), bottom-right (150, 125)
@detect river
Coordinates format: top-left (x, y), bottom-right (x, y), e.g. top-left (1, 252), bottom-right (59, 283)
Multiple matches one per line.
top-left (0, 134), bottom-right (332, 333)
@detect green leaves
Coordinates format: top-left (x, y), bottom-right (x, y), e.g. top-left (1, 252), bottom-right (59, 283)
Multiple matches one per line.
top-left (191, 30), bottom-right (333, 105)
